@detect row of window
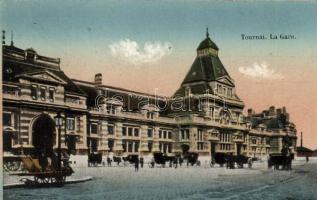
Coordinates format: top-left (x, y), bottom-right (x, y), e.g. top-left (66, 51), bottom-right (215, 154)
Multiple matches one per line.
top-left (220, 133), bottom-right (231, 143)
top-left (122, 126), bottom-right (139, 137)
top-left (159, 142), bottom-right (172, 154)
top-left (197, 142), bottom-right (204, 150)
top-left (31, 85), bottom-right (55, 102)
top-left (159, 130), bottom-right (172, 139)
top-left (122, 140), bottom-right (139, 153)
top-left (216, 84), bottom-right (233, 97)
top-left (219, 144), bottom-right (231, 151)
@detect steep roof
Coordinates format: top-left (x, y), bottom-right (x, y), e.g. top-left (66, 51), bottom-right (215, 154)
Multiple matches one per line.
top-left (2, 45), bottom-right (86, 96)
top-left (181, 55), bottom-right (231, 85)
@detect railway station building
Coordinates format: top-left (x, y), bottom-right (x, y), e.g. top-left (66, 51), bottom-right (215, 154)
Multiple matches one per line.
top-left (2, 31), bottom-right (297, 163)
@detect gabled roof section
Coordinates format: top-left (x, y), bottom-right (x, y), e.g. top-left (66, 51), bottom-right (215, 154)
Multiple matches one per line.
top-left (16, 70), bottom-right (68, 85)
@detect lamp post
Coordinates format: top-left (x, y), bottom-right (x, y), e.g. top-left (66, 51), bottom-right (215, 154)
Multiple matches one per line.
top-left (54, 112), bottom-right (63, 171)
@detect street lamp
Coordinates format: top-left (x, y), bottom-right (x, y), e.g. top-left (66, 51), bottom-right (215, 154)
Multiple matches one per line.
top-left (54, 112), bottom-right (63, 171)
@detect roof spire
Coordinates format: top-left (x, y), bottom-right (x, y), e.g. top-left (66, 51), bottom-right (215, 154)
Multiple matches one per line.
top-left (2, 30), bottom-right (5, 45)
top-left (206, 27), bottom-right (209, 38)
top-left (10, 30), bottom-right (14, 46)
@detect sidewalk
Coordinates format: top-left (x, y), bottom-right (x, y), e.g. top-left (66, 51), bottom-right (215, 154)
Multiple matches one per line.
top-left (3, 172), bottom-right (92, 189)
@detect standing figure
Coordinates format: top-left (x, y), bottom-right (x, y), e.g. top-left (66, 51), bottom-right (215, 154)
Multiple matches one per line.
top-left (135, 158), bottom-right (139, 172)
top-left (140, 156), bottom-right (144, 168)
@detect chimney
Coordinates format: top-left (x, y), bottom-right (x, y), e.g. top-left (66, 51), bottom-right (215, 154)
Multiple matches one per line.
top-left (269, 106), bottom-right (275, 116)
top-left (282, 106), bottom-right (286, 114)
top-left (247, 108), bottom-right (254, 116)
top-left (94, 73), bottom-right (103, 86)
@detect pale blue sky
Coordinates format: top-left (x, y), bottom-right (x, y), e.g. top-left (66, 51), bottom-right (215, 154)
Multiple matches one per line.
top-left (1, 0), bottom-right (316, 57)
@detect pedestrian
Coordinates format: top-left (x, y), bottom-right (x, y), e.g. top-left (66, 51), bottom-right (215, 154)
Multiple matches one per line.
top-left (151, 157), bottom-right (155, 168)
top-left (140, 156), bottom-right (144, 168)
top-left (135, 157), bottom-right (139, 172)
top-left (248, 157), bottom-right (253, 168)
top-left (107, 156), bottom-right (112, 167)
top-left (306, 155), bottom-right (309, 163)
top-left (174, 157), bottom-right (178, 169)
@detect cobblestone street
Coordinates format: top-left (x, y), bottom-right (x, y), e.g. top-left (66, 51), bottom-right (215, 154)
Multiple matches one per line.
top-left (4, 162), bottom-right (317, 200)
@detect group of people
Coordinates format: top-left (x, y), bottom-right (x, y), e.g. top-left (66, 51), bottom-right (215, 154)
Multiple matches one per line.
top-left (38, 149), bottom-right (70, 171)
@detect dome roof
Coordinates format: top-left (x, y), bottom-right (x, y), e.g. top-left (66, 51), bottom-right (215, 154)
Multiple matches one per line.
top-left (197, 37), bottom-right (219, 51)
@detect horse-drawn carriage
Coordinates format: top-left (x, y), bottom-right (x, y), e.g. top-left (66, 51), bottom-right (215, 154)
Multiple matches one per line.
top-left (10, 155), bottom-right (74, 187)
top-left (210, 153), bottom-right (251, 168)
top-left (148, 153), bottom-right (175, 168)
top-left (88, 153), bottom-right (103, 166)
top-left (268, 153), bottom-right (294, 170)
top-left (185, 152), bottom-right (200, 166)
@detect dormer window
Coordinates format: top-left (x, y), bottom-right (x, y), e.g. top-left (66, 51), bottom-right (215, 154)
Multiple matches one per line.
top-left (26, 48), bottom-right (37, 62)
top-left (147, 112), bottom-right (154, 119)
top-left (142, 104), bottom-right (159, 119)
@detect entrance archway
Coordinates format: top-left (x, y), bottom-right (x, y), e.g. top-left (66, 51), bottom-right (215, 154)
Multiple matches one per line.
top-left (32, 114), bottom-right (56, 156)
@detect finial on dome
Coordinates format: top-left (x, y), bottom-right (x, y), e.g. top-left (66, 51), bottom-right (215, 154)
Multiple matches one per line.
top-left (206, 27), bottom-right (209, 38)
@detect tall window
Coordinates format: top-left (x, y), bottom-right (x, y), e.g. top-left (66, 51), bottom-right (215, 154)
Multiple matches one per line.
top-left (147, 129), bottom-right (153, 138)
top-left (108, 125), bottom-right (114, 135)
top-left (181, 130), bottom-right (185, 140)
top-left (148, 142), bottom-right (153, 152)
top-left (197, 129), bottom-right (203, 141)
top-left (159, 130), bottom-right (162, 138)
top-left (181, 129), bottom-right (190, 140)
top-left (3, 112), bottom-right (12, 126)
top-left (128, 141), bottom-right (133, 152)
top-left (49, 87), bottom-right (55, 102)
top-left (122, 127), bottom-right (127, 136)
top-left (90, 123), bottom-right (98, 134)
top-left (134, 141), bottom-right (139, 152)
top-left (40, 86), bottom-right (46, 101)
top-left (122, 140), bottom-right (127, 152)
top-left (168, 143), bottom-right (172, 153)
top-left (185, 129), bottom-right (190, 139)
top-left (128, 127), bottom-right (133, 136)
top-left (168, 131), bottom-right (172, 139)
top-left (134, 128), bottom-right (139, 137)
top-left (108, 139), bottom-right (114, 152)
top-left (66, 118), bottom-right (75, 130)
top-left (31, 85), bottom-right (38, 100)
